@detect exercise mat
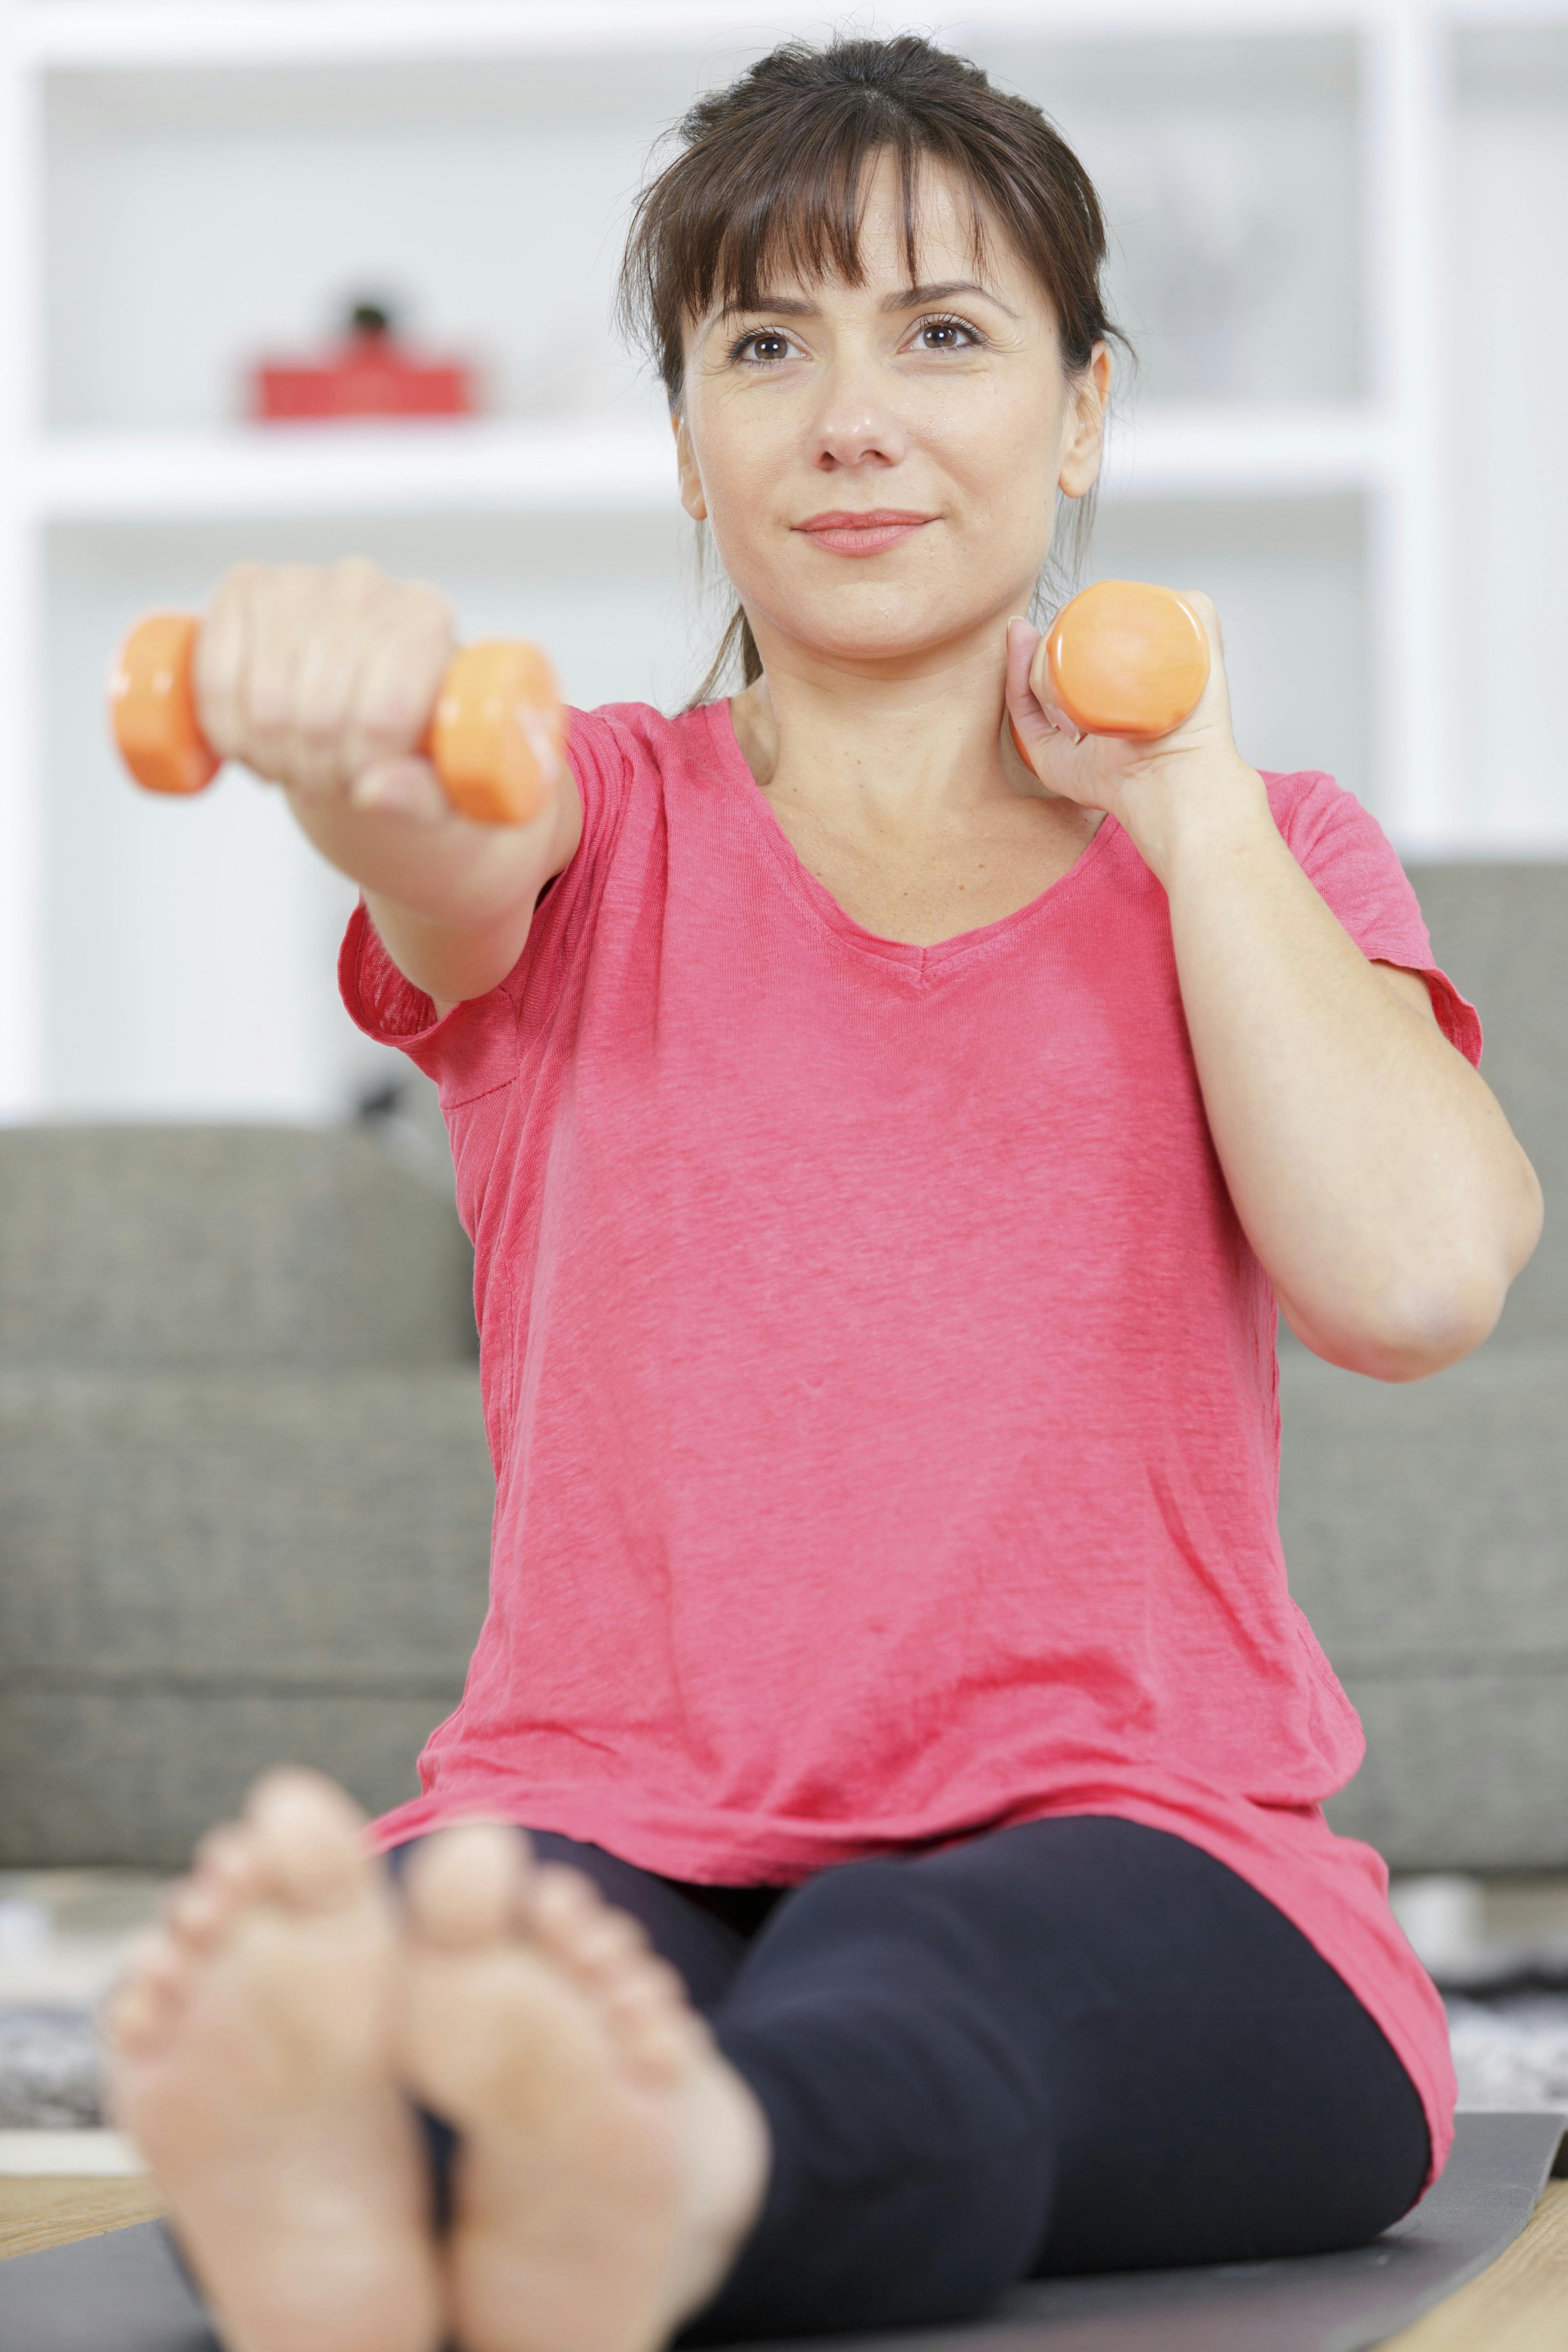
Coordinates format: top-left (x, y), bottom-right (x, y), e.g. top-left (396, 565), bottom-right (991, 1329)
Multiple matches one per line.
top-left (0, 2109), bottom-right (1562, 2352)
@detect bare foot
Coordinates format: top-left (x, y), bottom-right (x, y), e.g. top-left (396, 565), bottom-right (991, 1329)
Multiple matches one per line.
top-left (100, 1770), bottom-right (443, 2352)
top-left (399, 1824), bottom-right (771, 2352)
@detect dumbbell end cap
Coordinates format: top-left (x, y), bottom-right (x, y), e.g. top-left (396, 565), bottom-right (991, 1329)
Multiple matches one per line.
top-left (110, 613), bottom-right (221, 795)
top-left (1046, 580), bottom-right (1210, 739)
top-left (430, 640), bottom-right (564, 826)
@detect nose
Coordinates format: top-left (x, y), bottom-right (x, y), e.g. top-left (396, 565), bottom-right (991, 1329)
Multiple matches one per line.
top-left (808, 346), bottom-right (909, 472)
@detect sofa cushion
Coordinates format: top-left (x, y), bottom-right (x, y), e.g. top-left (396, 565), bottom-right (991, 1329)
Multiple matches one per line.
top-left (1279, 1341), bottom-right (1568, 1869)
top-left (0, 1125), bottom-right (477, 1371)
top-left (0, 1693), bottom-right (454, 1872)
top-left (1405, 863), bottom-right (1567, 1343)
top-left (0, 1366), bottom-right (492, 1867)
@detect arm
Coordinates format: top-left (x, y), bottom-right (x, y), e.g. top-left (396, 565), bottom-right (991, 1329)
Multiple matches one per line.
top-left (193, 557), bottom-right (582, 1008)
top-left (1005, 600), bottom-right (1544, 1382)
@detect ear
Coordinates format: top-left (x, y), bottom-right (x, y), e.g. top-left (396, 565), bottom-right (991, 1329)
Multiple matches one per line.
top-left (1057, 342), bottom-right (1111, 500)
top-left (672, 411), bottom-right (708, 523)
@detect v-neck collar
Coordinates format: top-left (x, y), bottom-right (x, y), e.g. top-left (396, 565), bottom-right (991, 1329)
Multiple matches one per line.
top-left (702, 696), bottom-right (1122, 978)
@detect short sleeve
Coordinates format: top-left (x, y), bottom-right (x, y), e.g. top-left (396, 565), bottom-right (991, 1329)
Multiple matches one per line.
top-left (1265, 770), bottom-right (1483, 1068)
top-left (337, 702), bottom-right (637, 1107)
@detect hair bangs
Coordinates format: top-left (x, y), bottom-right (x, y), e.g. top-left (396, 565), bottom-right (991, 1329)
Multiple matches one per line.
top-left (702, 128), bottom-right (997, 353)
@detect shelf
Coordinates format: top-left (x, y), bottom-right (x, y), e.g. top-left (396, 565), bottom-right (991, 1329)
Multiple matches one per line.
top-left (27, 410), bottom-right (1396, 526)
top-left (16, 0), bottom-right (1567, 74)
top-left (1104, 408), bottom-right (1395, 499)
top-left (29, 422), bottom-right (682, 522)
top-left (15, 3), bottom-right (776, 69)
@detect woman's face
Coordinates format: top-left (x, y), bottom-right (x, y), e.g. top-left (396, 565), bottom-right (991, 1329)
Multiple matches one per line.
top-left (675, 149), bottom-right (1109, 676)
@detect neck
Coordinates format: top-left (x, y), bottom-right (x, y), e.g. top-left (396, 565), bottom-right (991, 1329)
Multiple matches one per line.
top-left (729, 619), bottom-right (1040, 825)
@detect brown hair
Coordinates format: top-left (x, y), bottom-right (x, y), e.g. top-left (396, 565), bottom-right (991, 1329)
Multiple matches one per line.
top-left (615, 34), bottom-right (1124, 704)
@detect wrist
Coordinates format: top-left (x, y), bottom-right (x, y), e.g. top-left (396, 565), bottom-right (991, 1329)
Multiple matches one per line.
top-left (1114, 755), bottom-right (1273, 886)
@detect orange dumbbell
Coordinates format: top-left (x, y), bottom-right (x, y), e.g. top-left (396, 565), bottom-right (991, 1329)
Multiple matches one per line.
top-left (1017, 579), bottom-right (1210, 747)
top-left (108, 612), bottom-right (564, 827)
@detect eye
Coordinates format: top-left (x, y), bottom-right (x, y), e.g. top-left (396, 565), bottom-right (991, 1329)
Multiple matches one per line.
top-left (909, 313), bottom-right (984, 353)
top-left (730, 328), bottom-right (796, 367)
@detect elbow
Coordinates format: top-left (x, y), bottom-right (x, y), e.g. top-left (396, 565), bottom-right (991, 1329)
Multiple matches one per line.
top-left (1279, 1261), bottom-right (1511, 1383)
top-left (1281, 1146), bottom-right (1545, 1383)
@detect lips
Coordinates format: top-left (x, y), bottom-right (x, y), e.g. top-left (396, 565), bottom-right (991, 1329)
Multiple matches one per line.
top-left (795, 510), bottom-right (935, 557)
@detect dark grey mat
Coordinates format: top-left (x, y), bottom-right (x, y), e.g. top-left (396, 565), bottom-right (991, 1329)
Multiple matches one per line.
top-left (0, 2110), bottom-right (1562, 2352)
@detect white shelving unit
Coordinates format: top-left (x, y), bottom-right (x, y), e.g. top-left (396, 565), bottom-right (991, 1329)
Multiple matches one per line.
top-left (2, 0), bottom-right (1565, 1120)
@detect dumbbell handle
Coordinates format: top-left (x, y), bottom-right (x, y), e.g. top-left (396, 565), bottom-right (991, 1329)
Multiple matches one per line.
top-left (108, 612), bottom-right (563, 827)
top-left (1031, 579), bottom-right (1210, 742)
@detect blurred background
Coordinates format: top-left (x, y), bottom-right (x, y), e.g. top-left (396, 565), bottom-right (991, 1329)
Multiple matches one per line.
top-left (1, 0), bottom-right (1567, 2169)
top-left (0, 0), bottom-right (1563, 1123)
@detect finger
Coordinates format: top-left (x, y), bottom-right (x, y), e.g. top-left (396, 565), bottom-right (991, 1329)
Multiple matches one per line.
top-left (1176, 586), bottom-right (1222, 658)
top-left (1004, 616), bottom-right (1077, 780)
top-left (1023, 626), bottom-right (1084, 745)
top-left (346, 756), bottom-right (451, 825)
top-left (192, 563), bottom-right (264, 766)
top-left (1004, 613), bottom-right (1042, 714)
top-left (343, 582), bottom-right (456, 784)
top-left (1173, 588), bottom-right (1234, 736)
top-left (245, 563), bottom-right (330, 786)
top-left (288, 556), bottom-right (390, 800)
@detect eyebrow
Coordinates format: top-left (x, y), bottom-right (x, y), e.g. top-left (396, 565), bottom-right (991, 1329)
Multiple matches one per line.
top-left (712, 278), bottom-right (1020, 327)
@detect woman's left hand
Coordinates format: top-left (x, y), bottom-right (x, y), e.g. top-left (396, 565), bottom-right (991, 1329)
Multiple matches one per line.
top-left (1004, 592), bottom-right (1263, 882)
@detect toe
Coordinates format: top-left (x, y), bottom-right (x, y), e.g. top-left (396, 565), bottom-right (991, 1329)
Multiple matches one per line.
top-left (403, 1821), bottom-right (531, 1949)
top-left (165, 1874), bottom-right (231, 1951)
top-left (246, 1768), bottom-right (374, 1912)
top-left (101, 1931), bottom-right (186, 2055)
top-left (102, 1976), bottom-right (165, 2055)
top-left (194, 1820), bottom-right (265, 1902)
top-left (550, 1907), bottom-right (652, 1987)
top-left (532, 1862), bottom-right (601, 1926)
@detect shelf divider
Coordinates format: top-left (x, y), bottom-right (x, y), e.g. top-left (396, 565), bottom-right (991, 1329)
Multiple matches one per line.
top-left (30, 409), bottom-right (1398, 525)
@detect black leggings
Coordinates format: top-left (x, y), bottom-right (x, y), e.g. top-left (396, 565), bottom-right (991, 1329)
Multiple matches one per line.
top-left (391, 1813), bottom-right (1430, 2343)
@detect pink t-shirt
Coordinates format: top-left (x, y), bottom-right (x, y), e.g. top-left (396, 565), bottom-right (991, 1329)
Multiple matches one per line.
top-left (343, 697), bottom-right (1479, 2198)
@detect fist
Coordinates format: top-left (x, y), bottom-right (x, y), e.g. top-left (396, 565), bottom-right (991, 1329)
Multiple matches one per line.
top-left (192, 557), bottom-right (456, 815)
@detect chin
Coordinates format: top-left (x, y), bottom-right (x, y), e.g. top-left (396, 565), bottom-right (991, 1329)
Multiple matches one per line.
top-left (760, 585), bottom-right (976, 666)
top-left (793, 614), bottom-right (984, 669)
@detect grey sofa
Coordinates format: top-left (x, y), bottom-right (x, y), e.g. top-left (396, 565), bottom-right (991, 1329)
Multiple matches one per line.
top-left (0, 865), bottom-right (1561, 1875)
top-left (0, 1125), bottom-right (492, 1867)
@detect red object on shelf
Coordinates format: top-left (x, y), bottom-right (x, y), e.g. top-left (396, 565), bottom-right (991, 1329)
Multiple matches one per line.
top-left (251, 304), bottom-right (476, 422)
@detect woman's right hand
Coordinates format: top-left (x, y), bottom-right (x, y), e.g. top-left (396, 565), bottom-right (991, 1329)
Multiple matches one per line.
top-left (189, 555), bottom-right (581, 1004)
top-left (192, 555), bottom-right (459, 824)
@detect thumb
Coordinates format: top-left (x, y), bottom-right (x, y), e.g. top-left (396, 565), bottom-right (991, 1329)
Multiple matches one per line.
top-left (347, 755), bottom-right (452, 825)
top-left (1004, 616), bottom-right (1081, 777)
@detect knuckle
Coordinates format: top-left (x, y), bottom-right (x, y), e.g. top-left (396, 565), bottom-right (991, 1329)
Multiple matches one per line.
top-left (399, 579), bottom-right (456, 639)
top-left (296, 704), bottom-right (343, 752)
top-left (328, 554), bottom-right (384, 598)
top-left (211, 560), bottom-right (260, 615)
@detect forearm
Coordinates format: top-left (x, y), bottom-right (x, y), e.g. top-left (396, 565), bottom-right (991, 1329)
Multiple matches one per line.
top-left (290, 773), bottom-right (580, 1002)
top-left (1141, 765), bottom-right (1542, 1378)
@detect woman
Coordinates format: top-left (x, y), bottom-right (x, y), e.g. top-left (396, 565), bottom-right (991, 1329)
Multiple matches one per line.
top-left (103, 36), bottom-right (1541, 2352)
